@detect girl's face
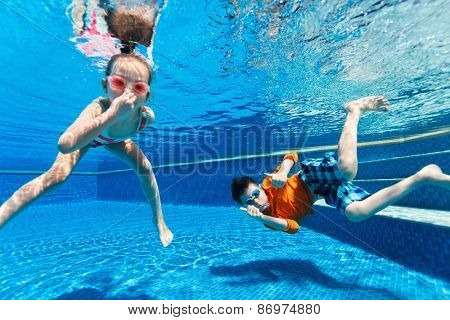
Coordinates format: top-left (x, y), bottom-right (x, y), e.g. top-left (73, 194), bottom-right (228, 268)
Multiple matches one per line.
top-left (104, 58), bottom-right (150, 105)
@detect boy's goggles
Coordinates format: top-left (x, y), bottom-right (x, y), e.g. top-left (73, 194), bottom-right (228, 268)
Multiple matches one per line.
top-left (244, 185), bottom-right (261, 206)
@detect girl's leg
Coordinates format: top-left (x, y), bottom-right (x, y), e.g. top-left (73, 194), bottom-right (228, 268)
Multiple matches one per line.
top-left (0, 147), bottom-right (90, 228)
top-left (345, 164), bottom-right (450, 222)
top-left (104, 140), bottom-right (173, 247)
top-left (67, 0), bottom-right (87, 35)
top-left (337, 96), bottom-right (389, 180)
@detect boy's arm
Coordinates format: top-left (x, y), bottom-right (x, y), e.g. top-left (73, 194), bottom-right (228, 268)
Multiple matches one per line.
top-left (241, 206), bottom-right (300, 234)
top-left (264, 153), bottom-right (298, 188)
top-left (261, 215), bottom-right (300, 234)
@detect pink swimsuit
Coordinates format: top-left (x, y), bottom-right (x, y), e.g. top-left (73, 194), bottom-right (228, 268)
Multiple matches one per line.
top-left (90, 97), bottom-right (153, 148)
top-left (77, 7), bottom-right (118, 58)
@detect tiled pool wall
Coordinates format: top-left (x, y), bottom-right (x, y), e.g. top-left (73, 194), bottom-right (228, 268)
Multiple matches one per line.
top-left (0, 135), bottom-right (448, 282)
top-left (305, 205), bottom-right (449, 282)
top-left (1, 132), bottom-right (448, 209)
top-left (0, 152), bottom-right (100, 205)
top-left (94, 134), bottom-right (450, 282)
top-left (0, 174), bottom-right (98, 205)
top-left (96, 134), bottom-right (450, 210)
top-left (1, 135), bottom-right (448, 209)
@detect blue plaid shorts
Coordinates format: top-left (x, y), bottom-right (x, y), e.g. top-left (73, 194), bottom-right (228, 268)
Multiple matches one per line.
top-left (298, 152), bottom-right (371, 215)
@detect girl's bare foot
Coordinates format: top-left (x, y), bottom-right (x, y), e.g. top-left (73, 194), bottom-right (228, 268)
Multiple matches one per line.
top-left (416, 164), bottom-right (450, 190)
top-left (158, 223), bottom-right (173, 247)
top-left (345, 96), bottom-right (389, 114)
top-left (0, 206), bottom-right (6, 228)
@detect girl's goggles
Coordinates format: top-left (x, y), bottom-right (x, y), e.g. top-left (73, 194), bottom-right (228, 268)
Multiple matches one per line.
top-left (108, 75), bottom-right (149, 97)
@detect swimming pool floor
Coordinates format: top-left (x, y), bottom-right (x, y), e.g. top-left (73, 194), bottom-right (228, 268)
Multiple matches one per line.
top-left (0, 201), bottom-right (448, 299)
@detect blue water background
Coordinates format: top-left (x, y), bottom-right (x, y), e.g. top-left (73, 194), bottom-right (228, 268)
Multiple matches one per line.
top-left (0, 0), bottom-right (449, 169)
top-left (0, 0), bottom-right (449, 299)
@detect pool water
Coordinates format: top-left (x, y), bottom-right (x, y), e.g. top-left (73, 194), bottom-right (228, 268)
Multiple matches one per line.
top-left (1, 0), bottom-right (450, 169)
top-left (0, 0), bottom-right (449, 300)
top-left (0, 201), bottom-right (447, 299)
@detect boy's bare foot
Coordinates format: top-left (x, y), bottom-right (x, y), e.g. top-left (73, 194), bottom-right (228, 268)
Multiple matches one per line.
top-left (416, 164), bottom-right (450, 190)
top-left (158, 223), bottom-right (173, 247)
top-left (345, 96), bottom-right (389, 114)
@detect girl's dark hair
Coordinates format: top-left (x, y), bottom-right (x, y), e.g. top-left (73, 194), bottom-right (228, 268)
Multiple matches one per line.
top-left (231, 176), bottom-right (257, 204)
top-left (105, 53), bottom-right (152, 84)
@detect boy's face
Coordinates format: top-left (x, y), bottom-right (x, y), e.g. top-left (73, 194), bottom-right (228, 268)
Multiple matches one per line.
top-left (240, 183), bottom-right (269, 212)
top-left (105, 58), bottom-right (150, 105)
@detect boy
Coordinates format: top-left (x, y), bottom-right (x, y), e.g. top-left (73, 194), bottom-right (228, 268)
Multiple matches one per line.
top-left (231, 96), bottom-right (450, 234)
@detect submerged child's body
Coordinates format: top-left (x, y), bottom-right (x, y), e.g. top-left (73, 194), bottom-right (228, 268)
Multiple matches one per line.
top-left (0, 53), bottom-right (173, 247)
top-left (232, 96), bottom-right (450, 234)
top-left (68, 0), bottom-right (165, 59)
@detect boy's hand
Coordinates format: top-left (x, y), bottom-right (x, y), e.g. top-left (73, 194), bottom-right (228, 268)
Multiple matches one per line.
top-left (241, 205), bottom-right (264, 220)
top-left (110, 90), bottom-right (137, 118)
top-left (265, 172), bottom-right (288, 188)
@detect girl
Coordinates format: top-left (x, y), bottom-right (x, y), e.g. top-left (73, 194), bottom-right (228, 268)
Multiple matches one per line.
top-left (0, 53), bottom-right (173, 247)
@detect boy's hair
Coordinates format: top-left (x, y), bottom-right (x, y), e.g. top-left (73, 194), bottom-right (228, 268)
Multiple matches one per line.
top-left (106, 53), bottom-right (152, 84)
top-left (231, 176), bottom-right (257, 204)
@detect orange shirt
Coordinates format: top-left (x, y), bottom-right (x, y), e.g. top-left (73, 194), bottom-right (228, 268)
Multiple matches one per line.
top-left (262, 153), bottom-right (314, 232)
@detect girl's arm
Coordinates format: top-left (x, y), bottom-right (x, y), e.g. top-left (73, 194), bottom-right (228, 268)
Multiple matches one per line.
top-left (58, 93), bottom-right (136, 154)
top-left (58, 102), bottom-right (114, 154)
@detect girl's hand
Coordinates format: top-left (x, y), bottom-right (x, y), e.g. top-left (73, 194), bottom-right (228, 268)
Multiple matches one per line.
top-left (264, 172), bottom-right (288, 188)
top-left (110, 91), bottom-right (137, 118)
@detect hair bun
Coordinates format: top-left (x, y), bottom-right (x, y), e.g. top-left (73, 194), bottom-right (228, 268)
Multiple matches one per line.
top-left (120, 41), bottom-right (136, 54)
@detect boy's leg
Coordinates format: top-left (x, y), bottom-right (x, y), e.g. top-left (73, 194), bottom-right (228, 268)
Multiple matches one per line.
top-left (105, 140), bottom-right (173, 247)
top-left (0, 147), bottom-right (89, 228)
top-left (345, 164), bottom-right (450, 222)
top-left (338, 96), bottom-right (389, 180)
